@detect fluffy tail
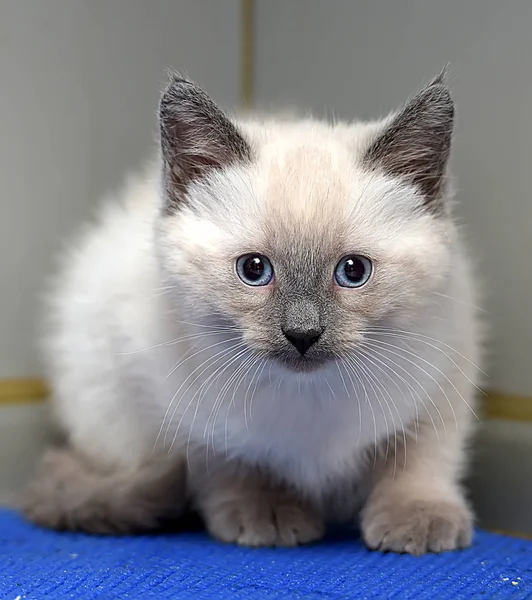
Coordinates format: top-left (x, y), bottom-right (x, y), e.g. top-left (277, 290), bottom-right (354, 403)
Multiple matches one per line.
top-left (22, 448), bottom-right (187, 534)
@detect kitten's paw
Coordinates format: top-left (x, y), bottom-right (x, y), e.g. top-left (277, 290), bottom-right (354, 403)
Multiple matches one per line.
top-left (204, 491), bottom-right (324, 547)
top-left (23, 449), bottom-right (186, 534)
top-left (362, 495), bottom-right (473, 555)
top-left (23, 449), bottom-right (88, 530)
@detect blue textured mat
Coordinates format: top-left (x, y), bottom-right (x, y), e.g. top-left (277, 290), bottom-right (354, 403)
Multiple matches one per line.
top-left (1, 510), bottom-right (531, 599)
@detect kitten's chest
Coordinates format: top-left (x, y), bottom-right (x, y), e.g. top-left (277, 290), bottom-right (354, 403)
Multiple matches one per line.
top-left (213, 376), bottom-right (385, 491)
top-left (156, 336), bottom-right (437, 491)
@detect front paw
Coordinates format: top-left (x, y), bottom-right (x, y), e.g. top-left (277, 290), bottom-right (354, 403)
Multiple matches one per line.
top-left (203, 491), bottom-right (324, 548)
top-left (362, 494), bottom-right (473, 555)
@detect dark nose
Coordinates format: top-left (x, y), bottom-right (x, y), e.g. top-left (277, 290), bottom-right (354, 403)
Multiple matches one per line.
top-left (282, 327), bottom-right (324, 356)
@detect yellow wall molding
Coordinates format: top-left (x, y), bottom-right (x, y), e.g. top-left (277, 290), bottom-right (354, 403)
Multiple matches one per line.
top-left (0, 379), bottom-right (49, 404)
top-left (483, 390), bottom-right (532, 422)
top-left (1, 377), bottom-right (532, 425)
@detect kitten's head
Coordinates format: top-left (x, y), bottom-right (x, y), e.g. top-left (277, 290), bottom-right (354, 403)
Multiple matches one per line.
top-left (156, 72), bottom-right (454, 373)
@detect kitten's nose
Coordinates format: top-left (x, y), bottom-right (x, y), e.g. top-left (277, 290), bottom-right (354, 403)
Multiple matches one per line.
top-left (282, 327), bottom-right (324, 356)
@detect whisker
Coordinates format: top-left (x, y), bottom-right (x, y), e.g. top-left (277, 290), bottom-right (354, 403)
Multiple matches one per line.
top-left (183, 346), bottom-right (252, 466)
top-left (334, 356), bottom-right (363, 446)
top-left (338, 355), bottom-right (373, 453)
top-left (169, 317), bottom-right (245, 332)
top-left (358, 341), bottom-right (443, 441)
top-left (207, 350), bottom-right (261, 457)
top-left (354, 346), bottom-right (410, 474)
top-left (369, 330), bottom-right (488, 399)
top-left (152, 284), bottom-right (178, 292)
top-left (334, 359), bottom-right (351, 397)
top-left (153, 339), bottom-right (244, 450)
top-left (148, 285), bottom-right (180, 299)
top-left (358, 346), bottom-right (419, 440)
top-left (208, 352), bottom-right (265, 462)
top-left (367, 326), bottom-right (487, 377)
top-left (324, 376), bottom-right (336, 404)
top-left (344, 353), bottom-right (389, 465)
top-left (222, 353), bottom-right (258, 455)
top-left (248, 358), bottom-right (269, 423)
top-left (165, 335), bottom-right (242, 379)
top-left (366, 337), bottom-right (480, 423)
top-left (431, 291), bottom-right (486, 313)
top-left (117, 329), bottom-right (238, 356)
top-left (362, 338), bottom-right (467, 431)
top-left (243, 354), bottom-right (267, 431)
top-left (349, 352), bottom-right (399, 473)
top-left (165, 342), bottom-right (249, 455)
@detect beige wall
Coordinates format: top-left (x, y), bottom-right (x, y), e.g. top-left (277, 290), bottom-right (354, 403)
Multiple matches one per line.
top-left (255, 0), bottom-right (532, 397)
top-left (0, 0), bottom-right (241, 378)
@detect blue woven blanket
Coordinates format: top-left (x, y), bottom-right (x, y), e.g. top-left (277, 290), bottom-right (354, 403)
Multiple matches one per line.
top-left (1, 510), bottom-right (530, 599)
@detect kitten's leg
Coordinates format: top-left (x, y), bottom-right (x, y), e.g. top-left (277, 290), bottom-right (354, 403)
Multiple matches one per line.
top-left (22, 447), bottom-right (187, 534)
top-left (190, 461), bottom-right (324, 547)
top-left (361, 417), bottom-right (474, 555)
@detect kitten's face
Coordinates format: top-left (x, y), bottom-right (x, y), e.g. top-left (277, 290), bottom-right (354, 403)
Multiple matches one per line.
top-left (157, 75), bottom-right (453, 373)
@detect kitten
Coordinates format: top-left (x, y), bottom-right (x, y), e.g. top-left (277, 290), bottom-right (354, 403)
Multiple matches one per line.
top-left (23, 71), bottom-right (482, 554)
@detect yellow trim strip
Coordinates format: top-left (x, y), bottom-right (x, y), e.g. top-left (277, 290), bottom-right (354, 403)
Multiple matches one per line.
top-left (1, 378), bottom-right (532, 424)
top-left (483, 391), bottom-right (532, 422)
top-left (240, 0), bottom-right (255, 110)
top-left (0, 379), bottom-right (49, 404)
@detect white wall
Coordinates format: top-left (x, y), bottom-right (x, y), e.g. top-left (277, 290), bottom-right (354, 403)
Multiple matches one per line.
top-left (0, 0), bottom-right (241, 378)
top-left (255, 0), bottom-right (532, 397)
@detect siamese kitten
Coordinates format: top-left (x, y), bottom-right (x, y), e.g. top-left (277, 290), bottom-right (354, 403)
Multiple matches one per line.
top-left (24, 71), bottom-right (481, 555)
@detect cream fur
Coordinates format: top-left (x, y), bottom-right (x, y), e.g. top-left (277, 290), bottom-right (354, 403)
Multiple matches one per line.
top-left (33, 101), bottom-right (482, 552)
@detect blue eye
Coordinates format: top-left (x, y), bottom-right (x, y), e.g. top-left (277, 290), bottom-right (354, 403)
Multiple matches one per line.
top-left (236, 254), bottom-right (274, 286)
top-left (334, 255), bottom-right (372, 288)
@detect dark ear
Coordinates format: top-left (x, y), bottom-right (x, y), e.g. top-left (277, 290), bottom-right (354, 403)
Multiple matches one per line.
top-left (363, 70), bottom-right (454, 209)
top-left (158, 73), bottom-right (252, 211)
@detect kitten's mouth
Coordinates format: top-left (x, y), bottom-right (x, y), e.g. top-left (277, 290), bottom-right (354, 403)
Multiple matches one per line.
top-left (275, 352), bottom-right (332, 374)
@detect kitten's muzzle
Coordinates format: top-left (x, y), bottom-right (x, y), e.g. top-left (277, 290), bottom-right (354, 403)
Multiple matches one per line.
top-left (280, 298), bottom-right (325, 356)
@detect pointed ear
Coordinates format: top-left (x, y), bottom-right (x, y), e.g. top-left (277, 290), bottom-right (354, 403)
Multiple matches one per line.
top-left (363, 70), bottom-right (454, 209)
top-left (158, 73), bottom-right (252, 212)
